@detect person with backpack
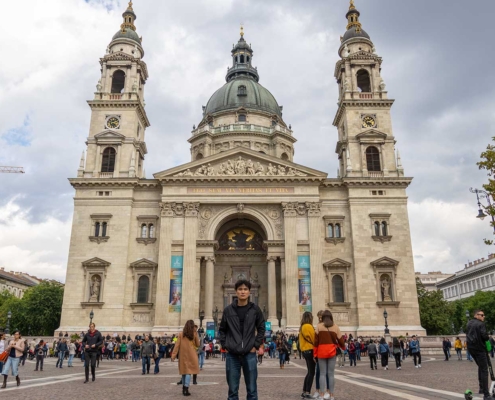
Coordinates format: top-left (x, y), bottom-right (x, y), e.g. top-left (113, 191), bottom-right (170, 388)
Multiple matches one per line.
top-left (392, 338), bottom-right (402, 370)
top-left (379, 338), bottom-right (389, 370)
top-left (314, 310), bottom-right (345, 400)
top-left (368, 339), bottom-right (378, 370)
top-left (348, 339), bottom-right (357, 367)
top-left (409, 335), bottom-right (421, 368)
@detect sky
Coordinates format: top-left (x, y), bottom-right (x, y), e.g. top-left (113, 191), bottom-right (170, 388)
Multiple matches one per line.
top-left (1, 0), bottom-right (494, 282)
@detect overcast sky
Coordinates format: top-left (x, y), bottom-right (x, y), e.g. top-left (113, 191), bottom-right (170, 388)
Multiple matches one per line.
top-left (1, 0), bottom-right (494, 282)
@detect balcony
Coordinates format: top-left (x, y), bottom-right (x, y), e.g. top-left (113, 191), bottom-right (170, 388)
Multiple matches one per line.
top-left (192, 123), bottom-right (293, 137)
top-left (358, 93), bottom-right (373, 99)
top-left (368, 171), bottom-right (384, 178)
top-left (99, 172), bottom-right (114, 178)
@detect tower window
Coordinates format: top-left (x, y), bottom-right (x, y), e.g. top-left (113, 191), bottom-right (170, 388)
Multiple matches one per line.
top-left (332, 275), bottom-right (345, 303)
top-left (95, 222), bottom-right (101, 237)
top-left (365, 146), bottom-right (381, 171)
top-left (137, 275), bottom-right (150, 303)
top-left (111, 70), bottom-right (126, 94)
top-left (328, 224), bottom-right (334, 238)
top-left (240, 54), bottom-right (245, 63)
top-left (238, 114), bottom-right (246, 122)
top-left (247, 56), bottom-right (250, 62)
top-left (374, 221), bottom-right (380, 237)
top-left (141, 223), bottom-right (148, 238)
top-left (196, 153), bottom-right (204, 160)
top-left (381, 221), bottom-right (388, 236)
top-left (335, 223), bottom-right (342, 238)
top-left (238, 85), bottom-right (247, 96)
top-left (281, 152), bottom-right (289, 161)
top-left (101, 147), bottom-right (116, 173)
top-left (102, 222), bottom-right (107, 237)
top-left (356, 69), bottom-right (371, 92)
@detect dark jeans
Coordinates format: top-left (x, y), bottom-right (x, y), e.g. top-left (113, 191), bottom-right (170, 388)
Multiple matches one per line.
top-left (380, 352), bottom-right (388, 367)
top-left (394, 353), bottom-right (401, 368)
top-left (226, 352), bottom-right (258, 400)
top-left (56, 351), bottom-right (66, 367)
top-left (154, 355), bottom-right (162, 373)
top-left (443, 348), bottom-right (449, 360)
top-left (413, 352), bottom-right (421, 366)
top-left (279, 352), bottom-right (286, 366)
top-left (355, 348), bottom-right (361, 361)
top-left (456, 349), bottom-right (462, 360)
top-left (142, 355), bottom-right (151, 373)
top-left (349, 353), bottom-right (356, 366)
top-left (84, 351), bottom-right (98, 368)
top-left (302, 351), bottom-right (316, 393)
top-left (35, 355), bottom-right (44, 370)
top-left (470, 350), bottom-right (490, 396)
top-left (369, 354), bottom-right (377, 369)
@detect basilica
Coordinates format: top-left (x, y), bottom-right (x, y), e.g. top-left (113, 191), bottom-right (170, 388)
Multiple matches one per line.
top-left (59, 1), bottom-right (425, 336)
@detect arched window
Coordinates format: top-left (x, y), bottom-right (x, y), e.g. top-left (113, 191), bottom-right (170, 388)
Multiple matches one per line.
top-left (95, 222), bottom-right (100, 237)
top-left (366, 146), bottom-right (381, 171)
top-left (238, 85), bottom-right (247, 96)
top-left (332, 275), bottom-right (345, 303)
top-left (381, 221), bottom-right (388, 236)
top-left (374, 221), bottom-right (380, 237)
top-left (141, 224), bottom-right (148, 238)
top-left (238, 114), bottom-right (246, 122)
top-left (240, 54), bottom-right (245, 63)
top-left (137, 275), bottom-right (150, 303)
top-left (111, 70), bottom-right (126, 93)
top-left (328, 224), bottom-right (334, 238)
top-left (102, 222), bottom-right (107, 237)
top-left (247, 56), bottom-right (250, 62)
top-left (101, 147), bottom-right (116, 173)
top-left (281, 153), bottom-right (289, 161)
top-left (196, 153), bottom-right (204, 160)
top-left (149, 224), bottom-right (155, 238)
top-left (356, 69), bottom-right (371, 92)
top-left (335, 224), bottom-right (341, 238)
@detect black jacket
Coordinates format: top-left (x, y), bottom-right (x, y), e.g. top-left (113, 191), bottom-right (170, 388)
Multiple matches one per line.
top-left (218, 301), bottom-right (265, 356)
top-left (467, 318), bottom-right (489, 353)
top-left (82, 330), bottom-right (103, 353)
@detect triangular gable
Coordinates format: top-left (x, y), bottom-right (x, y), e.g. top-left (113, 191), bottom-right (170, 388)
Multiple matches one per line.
top-left (370, 256), bottom-right (399, 268)
top-left (153, 147), bottom-right (328, 179)
top-left (323, 258), bottom-right (351, 268)
top-left (94, 130), bottom-right (126, 140)
top-left (103, 52), bottom-right (135, 62)
top-left (82, 257), bottom-right (111, 268)
top-left (130, 258), bottom-right (158, 268)
top-left (355, 129), bottom-right (387, 141)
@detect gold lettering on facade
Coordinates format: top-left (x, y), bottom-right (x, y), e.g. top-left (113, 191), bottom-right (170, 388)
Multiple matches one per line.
top-left (187, 187), bottom-right (295, 194)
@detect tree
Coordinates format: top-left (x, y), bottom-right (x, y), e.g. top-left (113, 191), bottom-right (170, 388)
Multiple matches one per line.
top-left (416, 278), bottom-right (454, 335)
top-left (477, 140), bottom-right (495, 244)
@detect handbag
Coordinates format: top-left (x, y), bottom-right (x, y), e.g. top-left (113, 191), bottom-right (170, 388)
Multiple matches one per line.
top-left (0, 351), bottom-right (8, 363)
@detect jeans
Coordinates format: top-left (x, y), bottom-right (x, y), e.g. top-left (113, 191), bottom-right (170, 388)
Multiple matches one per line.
top-left (318, 357), bottom-right (336, 394)
top-left (198, 352), bottom-right (205, 369)
top-left (226, 352), bottom-right (258, 400)
top-left (279, 352), bottom-right (286, 366)
top-left (68, 354), bottom-right (75, 366)
top-left (380, 352), bottom-right (388, 367)
top-left (456, 349), bottom-right (462, 360)
top-left (2, 357), bottom-right (20, 377)
top-left (394, 353), bottom-right (401, 368)
top-left (349, 353), bottom-right (356, 366)
top-left (302, 351), bottom-right (316, 393)
top-left (131, 350), bottom-right (138, 362)
top-left (470, 350), bottom-right (490, 396)
top-left (443, 349), bottom-right (449, 360)
top-left (403, 348), bottom-right (407, 359)
top-left (142, 355), bottom-right (151, 373)
top-left (467, 349), bottom-right (472, 361)
top-left (355, 348), bottom-right (361, 361)
top-left (108, 349), bottom-right (114, 360)
top-left (36, 355), bottom-right (44, 370)
top-left (154, 355), bottom-right (162, 373)
top-left (182, 374), bottom-right (191, 388)
top-left (369, 354), bottom-right (377, 369)
top-left (413, 352), bottom-right (421, 366)
top-left (337, 352), bottom-right (344, 367)
top-left (315, 361), bottom-right (330, 390)
top-left (56, 351), bottom-right (66, 367)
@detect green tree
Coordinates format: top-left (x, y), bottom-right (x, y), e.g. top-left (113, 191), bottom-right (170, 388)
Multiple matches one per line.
top-left (416, 278), bottom-right (454, 335)
top-left (477, 139), bottom-right (495, 244)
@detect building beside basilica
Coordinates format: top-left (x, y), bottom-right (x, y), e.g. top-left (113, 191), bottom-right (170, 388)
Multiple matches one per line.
top-left (59, 1), bottom-right (425, 336)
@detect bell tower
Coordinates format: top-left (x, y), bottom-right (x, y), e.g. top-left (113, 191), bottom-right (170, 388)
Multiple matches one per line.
top-left (78, 1), bottom-right (150, 179)
top-left (333, 0), bottom-right (403, 178)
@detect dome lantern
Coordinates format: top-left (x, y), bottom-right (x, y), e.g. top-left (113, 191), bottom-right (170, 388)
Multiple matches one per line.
top-left (226, 26), bottom-right (259, 83)
top-left (341, 0), bottom-right (371, 44)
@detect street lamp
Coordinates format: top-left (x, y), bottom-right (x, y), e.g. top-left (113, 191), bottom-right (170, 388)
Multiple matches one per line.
top-left (213, 306), bottom-right (219, 337)
top-left (466, 310), bottom-right (470, 319)
top-left (383, 309), bottom-right (390, 335)
top-left (198, 310), bottom-right (205, 335)
top-left (89, 309), bottom-right (94, 325)
top-left (5, 310), bottom-right (11, 335)
top-left (262, 305), bottom-right (268, 321)
top-left (470, 188), bottom-right (495, 232)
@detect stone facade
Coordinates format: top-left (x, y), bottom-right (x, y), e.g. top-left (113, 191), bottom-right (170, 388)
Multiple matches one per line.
top-left (416, 271), bottom-right (453, 292)
top-left (0, 268), bottom-right (38, 299)
top-left (58, 2), bottom-right (425, 337)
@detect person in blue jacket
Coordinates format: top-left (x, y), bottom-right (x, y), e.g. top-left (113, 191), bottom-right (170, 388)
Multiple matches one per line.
top-left (379, 338), bottom-right (389, 370)
top-left (410, 335), bottom-right (421, 368)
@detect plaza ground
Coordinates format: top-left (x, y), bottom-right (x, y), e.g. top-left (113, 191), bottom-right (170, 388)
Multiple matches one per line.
top-left (1, 353), bottom-right (489, 399)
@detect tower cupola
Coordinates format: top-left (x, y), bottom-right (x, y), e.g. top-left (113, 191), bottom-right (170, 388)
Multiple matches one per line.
top-left (226, 26), bottom-right (259, 83)
top-left (121, 1), bottom-right (137, 32)
top-left (341, 0), bottom-right (371, 45)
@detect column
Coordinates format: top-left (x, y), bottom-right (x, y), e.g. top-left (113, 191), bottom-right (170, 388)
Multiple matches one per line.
top-left (93, 145), bottom-right (101, 177)
top-left (307, 202), bottom-right (324, 322)
top-left (113, 144), bottom-right (121, 178)
top-left (280, 258), bottom-right (287, 328)
top-left (153, 203), bottom-right (174, 331)
top-left (181, 203), bottom-right (199, 324)
top-left (282, 203), bottom-right (299, 328)
top-left (204, 256), bottom-right (215, 320)
top-left (267, 256), bottom-right (277, 324)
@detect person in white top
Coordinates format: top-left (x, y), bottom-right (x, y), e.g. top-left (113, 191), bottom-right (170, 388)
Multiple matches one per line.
top-left (68, 341), bottom-right (77, 367)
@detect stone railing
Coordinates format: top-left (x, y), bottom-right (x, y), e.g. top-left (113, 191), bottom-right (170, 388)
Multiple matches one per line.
top-left (99, 172), bottom-right (114, 178)
top-left (368, 171), bottom-right (384, 178)
top-left (192, 123), bottom-right (293, 137)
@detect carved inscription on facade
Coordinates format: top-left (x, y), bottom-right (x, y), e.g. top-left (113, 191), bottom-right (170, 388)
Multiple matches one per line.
top-left (188, 187), bottom-right (294, 194)
top-left (332, 312), bottom-right (349, 323)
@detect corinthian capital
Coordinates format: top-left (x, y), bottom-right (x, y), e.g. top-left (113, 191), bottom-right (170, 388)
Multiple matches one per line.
top-left (160, 202), bottom-right (174, 217)
top-left (306, 202), bottom-right (322, 217)
top-left (282, 202), bottom-right (298, 217)
top-left (184, 202), bottom-right (200, 217)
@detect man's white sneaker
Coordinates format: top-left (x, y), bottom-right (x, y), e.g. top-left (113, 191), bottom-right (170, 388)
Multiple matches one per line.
top-left (323, 394), bottom-right (330, 400)
top-left (418, 364), bottom-right (422, 368)
top-left (313, 391), bottom-right (320, 399)
top-left (398, 367), bottom-right (401, 370)
top-left (415, 365), bottom-right (419, 368)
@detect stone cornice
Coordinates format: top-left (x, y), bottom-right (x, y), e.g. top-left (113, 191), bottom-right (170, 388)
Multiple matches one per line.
top-left (160, 176), bottom-right (325, 183)
top-left (332, 100), bottom-right (395, 127)
top-left (87, 100), bottom-right (150, 128)
top-left (70, 178), bottom-right (140, 188)
top-left (342, 177), bottom-right (413, 187)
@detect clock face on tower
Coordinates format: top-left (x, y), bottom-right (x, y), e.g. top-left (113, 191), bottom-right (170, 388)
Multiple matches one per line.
top-left (106, 116), bottom-right (120, 129)
top-left (361, 115), bottom-right (376, 129)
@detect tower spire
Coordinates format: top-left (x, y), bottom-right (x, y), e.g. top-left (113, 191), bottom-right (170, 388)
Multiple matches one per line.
top-left (346, 0), bottom-right (362, 33)
top-left (121, 1), bottom-right (137, 32)
top-left (240, 24), bottom-right (244, 38)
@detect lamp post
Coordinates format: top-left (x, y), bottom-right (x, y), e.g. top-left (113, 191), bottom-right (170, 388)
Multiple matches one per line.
top-left (213, 306), bottom-right (219, 337)
top-left (198, 310), bottom-right (205, 335)
top-left (470, 188), bottom-right (495, 233)
top-left (89, 309), bottom-right (94, 325)
top-left (5, 310), bottom-right (11, 335)
top-left (465, 309), bottom-right (470, 333)
top-left (262, 305), bottom-right (268, 321)
top-left (383, 309), bottom-right (390, 335)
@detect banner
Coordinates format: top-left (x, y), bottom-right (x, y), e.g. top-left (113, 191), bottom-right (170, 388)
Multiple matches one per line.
top-left (206, 321), bottom-right (215, 339)
top-left (265, 321), bottom-right (272, 337)
top-left (298, 255), bottom-right (312, 313)
top-left (169, 256), bottom-right (183, 313)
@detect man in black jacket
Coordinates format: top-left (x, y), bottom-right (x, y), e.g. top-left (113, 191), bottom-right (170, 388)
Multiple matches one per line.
top-left (467, 309), bottom-right (491, 400)
top-left (219, 279), bottom-right (265, 400)
top-left (82, 323), bottom-right (103, 383)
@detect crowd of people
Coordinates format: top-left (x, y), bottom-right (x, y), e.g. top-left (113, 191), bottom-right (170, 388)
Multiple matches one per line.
top-left (1, 284), bottom-right (494, 399)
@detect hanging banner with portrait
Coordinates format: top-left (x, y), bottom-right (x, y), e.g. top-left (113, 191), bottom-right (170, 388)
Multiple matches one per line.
top-left (298, 255), bottom-right (312, 313)
top-left (169, 255), bottom-right (183, 313)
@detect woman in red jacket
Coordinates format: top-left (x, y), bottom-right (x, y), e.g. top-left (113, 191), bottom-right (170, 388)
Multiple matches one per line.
top-left (314, 311), bottom-right (345, 400)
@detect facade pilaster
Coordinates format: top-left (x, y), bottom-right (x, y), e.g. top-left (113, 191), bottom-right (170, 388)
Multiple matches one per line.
top-left (267, 256), bottom-right (277, 325)
top-left (282, 202), bottom-right (298, 328)
top-left (181, 202), bottom-right (200, 324)
top-left (307, 202), bottom-right (324, 322)
top-left (280, 258), bottom-right (287, 327)
top-left (204, 256), bottom-right (215, 320)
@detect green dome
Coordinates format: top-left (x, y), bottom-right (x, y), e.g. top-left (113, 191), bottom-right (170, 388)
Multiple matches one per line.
top-left (112, 28), bottom-right (141, 44)
top-left (205, 77), bottom-right (282, 117)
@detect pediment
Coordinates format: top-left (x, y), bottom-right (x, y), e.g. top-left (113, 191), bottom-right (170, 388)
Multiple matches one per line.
top-left (82, 257), bottom-right (111, 268)
top-left (94, 130), bottom-right (126, 140)
top-left (103, 52), bottom-right (135, 62)
top-left (130, 258), bottom-right (158, 268)
top-left (323, 258), bottom-right (351, 269)
top-left (355, 129), bottom-right (387, 141)
top-left (348, 50), bottom-right (382, 61)
top-left (154, 148), bottom-right (327, 180)
top-left (370, 256), bottom-right (399, 268)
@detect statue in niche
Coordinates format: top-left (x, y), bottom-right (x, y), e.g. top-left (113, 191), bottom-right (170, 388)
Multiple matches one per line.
top-left (96, 79), bottom-right (102, 92)
top-left (343, 78), bottom-right (350, 92)
top-left (379, 79), bottom-right (386, 92)
top-left (89, 275), bottom-right (101, 302)
top-left (381, 275), bottom-right (392, 301)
